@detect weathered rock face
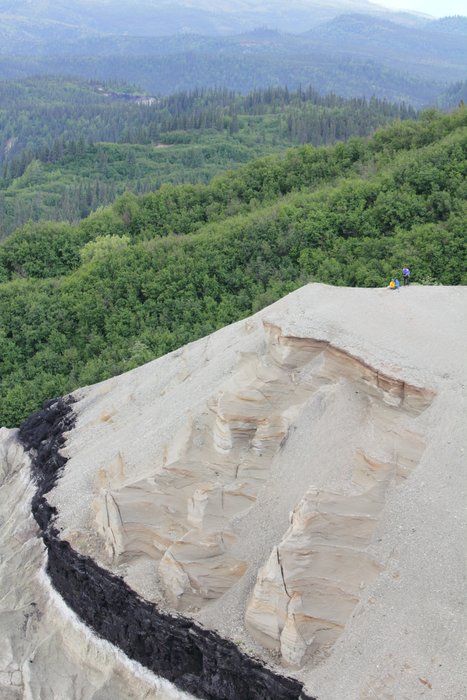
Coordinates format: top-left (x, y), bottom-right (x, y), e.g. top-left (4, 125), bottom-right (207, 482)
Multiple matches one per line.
top-left (16, 398), bottom-right (311, 700)
top-left (242, 326), bottom-right (432, 665)
top-left (2, 284), bottom-right (466, 700)
top-left (87, 316), bottom-right (433, 663)
top-left (91, 335), bottom-right (323, 611)
top-left (0, 425), bottom-right (190, 700)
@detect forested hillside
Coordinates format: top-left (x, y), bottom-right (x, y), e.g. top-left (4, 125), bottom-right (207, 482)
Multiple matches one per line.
top-left (1, 107), bottom-right (465, 427)
top-left (0, 44), bottom-right (445, 107)
top-left (0, 79), bottom-right (415, 237)
top-left (438, 80), bottom-right (467, 109)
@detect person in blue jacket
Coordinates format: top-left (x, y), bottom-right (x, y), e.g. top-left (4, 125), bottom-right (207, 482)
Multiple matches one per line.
top-left (402, 267), bottom-right (410, 286)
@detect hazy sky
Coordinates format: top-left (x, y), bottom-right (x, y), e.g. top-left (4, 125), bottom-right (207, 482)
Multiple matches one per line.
top-left (374, 0), bottom-right (466, 17)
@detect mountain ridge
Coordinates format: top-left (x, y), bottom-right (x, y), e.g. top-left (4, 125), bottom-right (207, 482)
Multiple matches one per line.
top-left (0, 0), bottom-right (434, 43)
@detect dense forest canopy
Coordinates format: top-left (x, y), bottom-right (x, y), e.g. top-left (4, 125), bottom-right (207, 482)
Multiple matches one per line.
top-left (1, 107), bottom-right (465, 427)
top-left (0, 78), bottom-right (416, 238)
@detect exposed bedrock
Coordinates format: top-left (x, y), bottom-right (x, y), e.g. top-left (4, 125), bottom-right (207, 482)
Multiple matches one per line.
top-left (18, 398), bottom-right (313, 700)
top-left (75, 319), bottom-right (434, 670)
top-left (91, 344), bottom-right (319, 611)
top-left (245, 325), bottom-right (433, 665)
top-left (264, 322), bottom-right (433, 413)
top-left (15, 314), bottom-right (435, 692)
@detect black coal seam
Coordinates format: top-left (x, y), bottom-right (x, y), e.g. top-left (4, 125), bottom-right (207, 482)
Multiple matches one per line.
top-left (19, 396), bottom-right (315, 700)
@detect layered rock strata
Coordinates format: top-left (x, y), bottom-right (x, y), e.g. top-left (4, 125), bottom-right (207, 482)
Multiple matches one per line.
top-left (19, 397), bottom-right (313, 700)
top-left (85, 318), bottom-right (432, 669)
top-left (245, 325), bottom-right (433, 665)
top-left (22, 316), bottom-right (433, 681)
top-left (3, 283), bottom-right (464, 700)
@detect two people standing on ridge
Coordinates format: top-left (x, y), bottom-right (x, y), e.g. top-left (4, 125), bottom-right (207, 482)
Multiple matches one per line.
top-left (389, 267), bottom-right (410, 289)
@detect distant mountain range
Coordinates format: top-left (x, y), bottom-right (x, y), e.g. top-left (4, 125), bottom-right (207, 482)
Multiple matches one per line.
top-left (0, 1), bottom-right (465, 107)
top-left (302, 13), bottom-right (467, 82)
top-left (0, 0), bottom-right (435, 46)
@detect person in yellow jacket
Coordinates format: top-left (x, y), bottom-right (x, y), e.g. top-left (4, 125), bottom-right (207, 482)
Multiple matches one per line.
top-left (389, 279), bottom-right (396, 289)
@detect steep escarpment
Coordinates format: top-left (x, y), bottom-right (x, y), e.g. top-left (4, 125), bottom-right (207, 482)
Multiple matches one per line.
top-left (81, 318), bottom-right (433, 666)
top-left (244, 325), bottom-right (433, 665)
top-left (19, 399), bottom-right (312, 699)
top-left (20, 290), bottom-right (435, 686)
top-left (2, 284), bottom-right (466, 700)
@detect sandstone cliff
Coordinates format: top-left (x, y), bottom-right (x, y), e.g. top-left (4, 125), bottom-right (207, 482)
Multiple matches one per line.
top-left (1, 284), bottom-right (466, 699)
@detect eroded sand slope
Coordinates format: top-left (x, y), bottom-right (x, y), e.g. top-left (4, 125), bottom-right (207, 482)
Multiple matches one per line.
top-left (1, 284), bottom-right (466, 699)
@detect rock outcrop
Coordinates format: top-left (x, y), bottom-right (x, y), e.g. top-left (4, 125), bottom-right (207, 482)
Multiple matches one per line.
top-left (16, 398), bottom-right (311, 700)
top-left (245, 325), bottom-right (433, 665)
top-left (1, 284), bottom-right (466, 700)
